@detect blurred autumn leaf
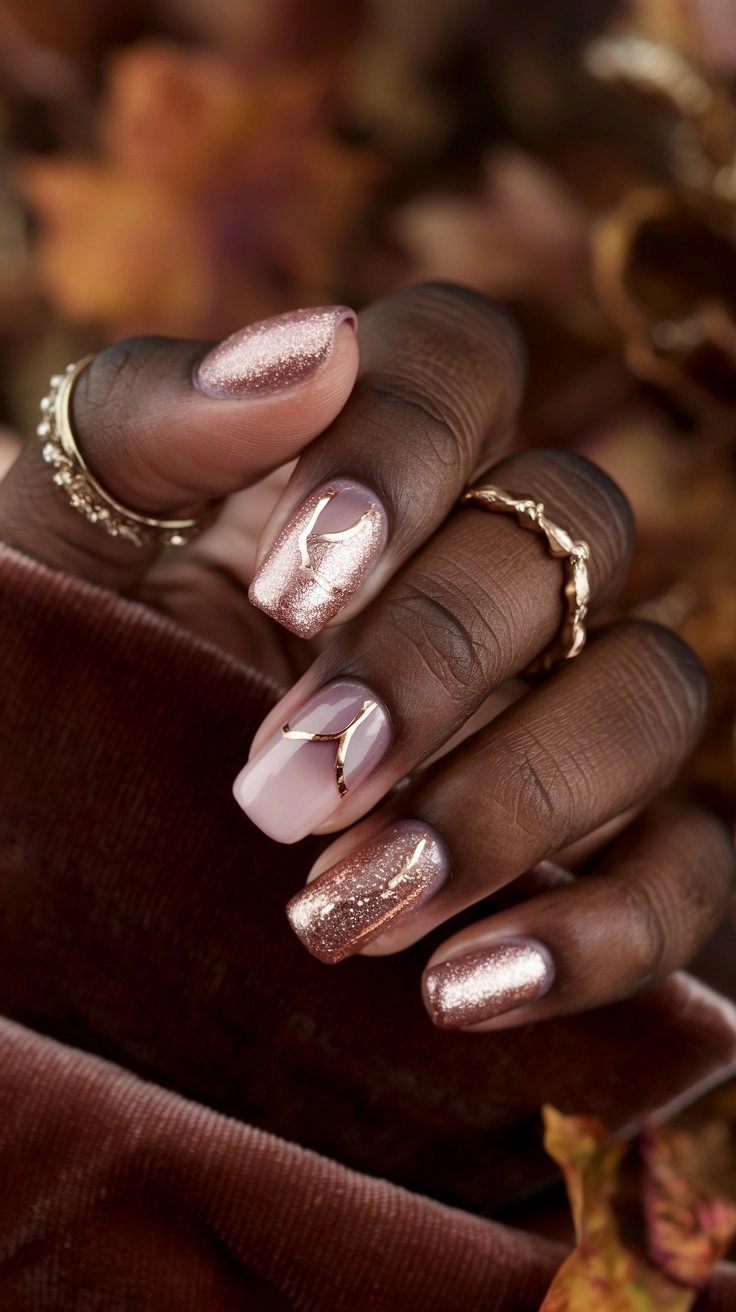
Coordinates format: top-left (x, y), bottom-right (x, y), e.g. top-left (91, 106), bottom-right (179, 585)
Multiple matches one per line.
top-left (642, 1126), bottom-right (736, 1287)
top-left (541, 1106), bottom-right (736, 1310)
top-left (19, 43), bottom-right (379, 338)
top-left (396, 149), bottom-right (589, 305)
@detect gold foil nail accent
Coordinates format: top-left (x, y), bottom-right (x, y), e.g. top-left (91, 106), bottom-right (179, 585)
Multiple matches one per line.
top-left (249, 481), bottom-right (387, 639)
top-left (297, 490), bottom-right (376, 575)
top-left (282, 699), bottom-right (378, 796)
top-left (382, 837), bottom-right (427, 894)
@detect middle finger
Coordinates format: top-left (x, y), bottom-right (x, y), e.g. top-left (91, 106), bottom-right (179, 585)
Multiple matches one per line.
top-left (234, 447), bottom-right (633, 843)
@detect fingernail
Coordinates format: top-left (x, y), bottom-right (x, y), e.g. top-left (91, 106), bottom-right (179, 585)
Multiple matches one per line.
top-left (249, 480), bottom-right (388, 639)
top-left (287, 821), bottom-right (450, 963)
top-left (194, 306), bottom-right (356, 399)
top-left (233, 679), bottom-right (391, 844)
top-left (423, 940), bottom-right (553, 1030)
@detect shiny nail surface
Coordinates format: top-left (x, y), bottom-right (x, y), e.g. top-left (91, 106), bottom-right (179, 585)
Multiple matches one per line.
top-left (423, 941), bottom-right (553, 1030)
top-left (287, 820), bottom-right (450, 963)
top-left (250, 480), bottom-right (387, 639)
top-left (194, 306), bottom-right (356, 399)
top-left (233, 679), bottom-right (391, 844)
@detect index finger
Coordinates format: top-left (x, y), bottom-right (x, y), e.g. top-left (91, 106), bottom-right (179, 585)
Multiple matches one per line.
top-left (247, 282), bottom-right (524, 638)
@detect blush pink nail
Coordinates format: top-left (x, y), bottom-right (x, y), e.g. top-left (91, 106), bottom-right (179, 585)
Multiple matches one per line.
top-left (233, 680), bottom-right (391, 844)
top-left (249, 479), bottom-right (388, 638)
top-left (194, 306), bottom-right (356, 399)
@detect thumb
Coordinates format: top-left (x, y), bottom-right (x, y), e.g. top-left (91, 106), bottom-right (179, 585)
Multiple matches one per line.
top-left (0, 307), bottom-right (358, 591)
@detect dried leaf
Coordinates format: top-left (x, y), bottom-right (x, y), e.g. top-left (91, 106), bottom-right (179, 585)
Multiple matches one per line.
top-left (541, 1106), bottom-right (694, 1311)
top-left (643, 1126), bottom-right (736, 1287)
top-left (20, 43), bottom-right (379, 337)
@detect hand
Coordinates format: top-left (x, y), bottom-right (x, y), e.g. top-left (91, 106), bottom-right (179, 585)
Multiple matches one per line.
top-left (1, 284), bottom-right (731, 1032)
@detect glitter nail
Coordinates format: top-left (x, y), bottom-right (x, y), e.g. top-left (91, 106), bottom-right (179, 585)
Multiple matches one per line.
top-left (194, 306), bottom-right (356, 399)
top-left (249, 479), bottom-right (387, 638)
top-left (287, 820), bottom-right (450, 962)
top-left (423, 941), bottom-right (553, 1029)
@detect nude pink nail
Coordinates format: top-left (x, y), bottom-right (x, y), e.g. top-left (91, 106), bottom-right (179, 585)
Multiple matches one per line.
top-left (233, 680), bottom-right (391, 844)
top-left (194, 306), bottom-right (356, 399)
top-left (249, 480), bottom-right (388, 638)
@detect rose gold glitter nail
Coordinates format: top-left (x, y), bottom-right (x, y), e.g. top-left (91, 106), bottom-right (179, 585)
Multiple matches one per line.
top-left (286, 821), bottom-right (450, 963)
top-left (423, 941), bottom-right (553, 1029)
top-left (249, 479), bottom-right (388, 638)
top-left (193, 306), bottom-right (356, 399)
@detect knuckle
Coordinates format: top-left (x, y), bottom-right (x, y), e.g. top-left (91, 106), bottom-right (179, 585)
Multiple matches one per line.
top-left (77, 337), bottom-right (159, 421)
top-left (547, 449), bottom-right (633, 568)
top-left (665, 805), bottom-right (735, 926)
top-left (72, 337), bottom-right (169, 486)
top-left (610, 620), bottom-right (709, 752)
top-left (360, 283), bottom-right (525, 473)
top-left (621, 876), bottom-right (668, 989)
top-left (383, 282), bottom-right (524, 372)
top-left (360, 377), bottom-right (475, 474)
top-left (487, 723), bottom-right (581, 855)
top-left (383, 573), bottom-right (503, 704)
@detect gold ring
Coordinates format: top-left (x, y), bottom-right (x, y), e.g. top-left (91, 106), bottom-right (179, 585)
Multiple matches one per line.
top-left (460, 484), bottom-right (591, 674)
top-left (39, 357), bottom-right (223, 548)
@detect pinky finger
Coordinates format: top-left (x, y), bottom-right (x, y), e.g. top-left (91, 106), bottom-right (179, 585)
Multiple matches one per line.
top-left (422, 803), bottom-right (735, 1031)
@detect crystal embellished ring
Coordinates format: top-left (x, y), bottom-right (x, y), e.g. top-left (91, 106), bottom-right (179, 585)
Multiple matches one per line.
top-left (459, 484), bottom-right (591, 674)
top-left (39, 357), bottom-right (222, 548)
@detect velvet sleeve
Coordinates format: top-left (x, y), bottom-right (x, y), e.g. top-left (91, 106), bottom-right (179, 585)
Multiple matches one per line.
top-left (2, 542), bottom-right (736, 1306)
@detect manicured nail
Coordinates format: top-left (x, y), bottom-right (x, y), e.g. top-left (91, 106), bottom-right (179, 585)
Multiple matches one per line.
top-left (287, 820), bottom-right (450, 963)
top-left (233, 679), bottom-right (391, 844)
top-left (423, 940), bottom-right (553, 1030)
top-left (249, 479), bottom-right (388, 638)
top-left (194, 306), bottom-right (356, 399)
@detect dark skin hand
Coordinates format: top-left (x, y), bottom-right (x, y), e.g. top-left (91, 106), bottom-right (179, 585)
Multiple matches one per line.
top-left (0, 283), bottom-right (731, 1031)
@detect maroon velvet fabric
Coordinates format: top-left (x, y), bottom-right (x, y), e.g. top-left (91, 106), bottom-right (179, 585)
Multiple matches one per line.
top-left (2, 543), bottom-right (736, 1305)
top-left (0, 1017), bottom-right (564, 1310)
top-left (697, 1267), bottom-right (736, 1310)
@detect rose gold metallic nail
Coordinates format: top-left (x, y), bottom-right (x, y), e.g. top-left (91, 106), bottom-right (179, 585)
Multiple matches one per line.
top-left (249, 479), bottom-right (387, 638)
top-left (287, 820), bottom-right (450, 963)
top-left (423, 940), bottom-right (553, 1030)
top-left (194, 306), bottom-right (356, 399)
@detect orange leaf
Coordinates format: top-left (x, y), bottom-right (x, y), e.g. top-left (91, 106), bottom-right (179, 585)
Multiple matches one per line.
top-left (20, 43), bottom-right (379, 337)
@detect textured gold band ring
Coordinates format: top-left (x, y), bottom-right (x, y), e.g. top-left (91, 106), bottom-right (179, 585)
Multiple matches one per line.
top-left (459, 483), bottom-right (591, 674)
top-left (39, 357), bottom-right (223, 548)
